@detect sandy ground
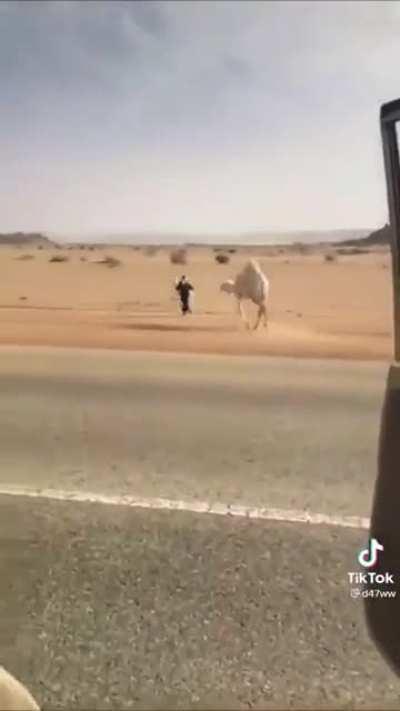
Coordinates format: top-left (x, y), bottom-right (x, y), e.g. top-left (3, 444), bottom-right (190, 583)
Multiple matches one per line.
top-left (0, 248), bottom-right (396, 708)
top-left (0, 244), bottom-right (393, 360)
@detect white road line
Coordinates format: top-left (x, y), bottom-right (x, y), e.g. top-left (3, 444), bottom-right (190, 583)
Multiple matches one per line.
top-left (0, 485), bottom-right (370, 530)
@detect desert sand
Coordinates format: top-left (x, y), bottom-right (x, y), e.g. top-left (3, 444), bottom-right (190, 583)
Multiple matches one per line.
top-left (0, 243), bottom-right (393, 361)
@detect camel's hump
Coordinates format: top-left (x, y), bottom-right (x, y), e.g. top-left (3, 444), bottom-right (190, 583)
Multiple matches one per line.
top-left (242, 258), bottom-right (262, 274)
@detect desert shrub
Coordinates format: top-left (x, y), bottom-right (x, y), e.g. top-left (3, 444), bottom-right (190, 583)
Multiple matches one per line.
top-left (336, 247), bottom-right (369, 256)
top-left (228, 248), bottom-right (237, 254)
top-left (293, 242), bottom-right (309, 255)
top-left (80, 256), bottom-right (87, 262)
top-left (95, 255), bottom-right (121, 268)
top-left (16, 254), bottom-right (34, 261)
top-left (215, 253), bottom-right (230, 264)
top-left (170, 248), bottom-right (187, 265)
top-left (144, 246), bottom-right (158, 257)
top-left (49, 255), bottom-right (69, 263)
top-left (324, 253), bottom-right (337, 263)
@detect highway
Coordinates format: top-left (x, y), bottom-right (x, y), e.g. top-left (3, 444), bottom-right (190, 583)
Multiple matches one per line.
top-left (0, 346), bottom-right (398, 709)
top-left (0, 347), bottom-right (387, 516)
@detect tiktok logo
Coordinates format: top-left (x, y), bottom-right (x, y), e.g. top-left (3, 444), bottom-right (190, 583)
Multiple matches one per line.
top-left (358, 538), bottom-right (384, 568)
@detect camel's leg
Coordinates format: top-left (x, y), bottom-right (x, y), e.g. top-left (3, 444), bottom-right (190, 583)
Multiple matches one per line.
top-left (253, 303), bottom-right (267, 331)
top-left (264, 304), bottom-right (268, 329)
top-left (262, 303), bottom-right (268, 329)
top-left (253, 306), bottom-right (262, 330)
top-left (237, 299), bottom-right (250, 329)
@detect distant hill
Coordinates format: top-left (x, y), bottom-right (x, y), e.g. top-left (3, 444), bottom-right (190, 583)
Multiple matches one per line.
top-left (237, 229), bottom-right (372, 246)
top-left (335, 224), bottom-right (391, 247)
top-left (8, 227), bottom-right (389, 248)
top-left (53, 228), bottom-right (372, 247)
top-left (0, 232), bottom-right (56, 247)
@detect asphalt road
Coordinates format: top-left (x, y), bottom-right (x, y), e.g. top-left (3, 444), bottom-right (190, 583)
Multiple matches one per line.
top-left (0, 347), bottom-right (388, 517)
top-left (0, 347), bottom-right (399, 709)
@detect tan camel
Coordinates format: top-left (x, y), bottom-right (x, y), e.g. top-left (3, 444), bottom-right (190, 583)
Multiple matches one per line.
top-left (220, 259), bottom-right (270, 330)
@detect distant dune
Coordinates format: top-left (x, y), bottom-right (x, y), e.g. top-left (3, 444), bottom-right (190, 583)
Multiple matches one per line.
top-left (0, 232), bottom-right (57, 248)
top-left (334, 224), bottom-right (391, 247)
top-left (235, 228), bottom-right (373, 246)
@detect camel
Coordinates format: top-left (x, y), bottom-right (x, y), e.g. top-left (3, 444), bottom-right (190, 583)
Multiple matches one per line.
top-left (0, 666), bottom-right (40, 710)
top-left (220, 259), bottom-right (270, 330)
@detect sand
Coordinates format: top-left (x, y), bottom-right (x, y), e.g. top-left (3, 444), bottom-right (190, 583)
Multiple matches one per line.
top-left (0, 244), bottom-right (393, 361)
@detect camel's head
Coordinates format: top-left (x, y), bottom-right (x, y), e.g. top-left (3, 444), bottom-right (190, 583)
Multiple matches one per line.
top-left (220, 279), bottom-right (235, 295)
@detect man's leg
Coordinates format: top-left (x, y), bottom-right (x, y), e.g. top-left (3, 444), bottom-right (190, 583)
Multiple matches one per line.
top-left (182, 296), bottom-right (190, 315)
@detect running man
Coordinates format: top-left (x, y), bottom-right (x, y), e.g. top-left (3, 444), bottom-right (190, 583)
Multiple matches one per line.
top-left (175, 275), bottom-right (194, 315)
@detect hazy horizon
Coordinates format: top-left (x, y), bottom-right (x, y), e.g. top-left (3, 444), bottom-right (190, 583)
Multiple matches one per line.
top-left (0, 1), bottom-right (397, 237)
top-left (41, 227), bottom-right (372, 246)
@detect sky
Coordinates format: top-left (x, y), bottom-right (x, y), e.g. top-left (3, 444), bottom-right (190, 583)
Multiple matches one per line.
top-left (0, 0), bottom-right (399, 238)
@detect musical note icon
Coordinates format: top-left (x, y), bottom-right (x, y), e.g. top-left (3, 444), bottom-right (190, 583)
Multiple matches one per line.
top-left (358, 538), bottom-right (384, 568)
